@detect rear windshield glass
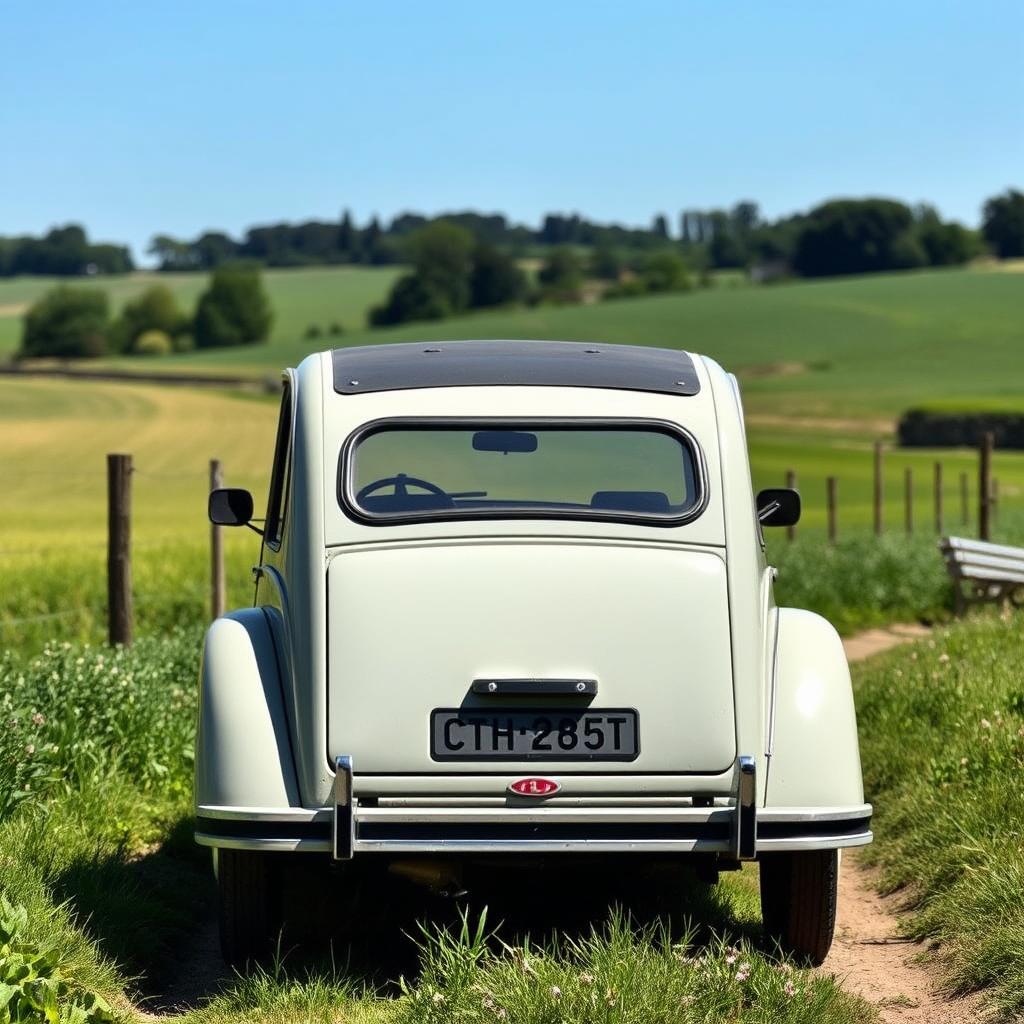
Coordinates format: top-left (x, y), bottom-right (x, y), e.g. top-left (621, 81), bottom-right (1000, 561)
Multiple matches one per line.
top-left (343, 422), bottom-right (702, 523)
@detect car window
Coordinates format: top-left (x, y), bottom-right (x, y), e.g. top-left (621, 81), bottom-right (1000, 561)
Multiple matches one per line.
top-left (342, 421), bottom-right (703, 524)
top-left (264, 381), bottom-right (293, 548)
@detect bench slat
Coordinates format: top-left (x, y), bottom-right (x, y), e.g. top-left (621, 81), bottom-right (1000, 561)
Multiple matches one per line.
top-left (942, 536), bottom-right (1024, 561)
top-left (945, 550), bottom-right (1024, 576)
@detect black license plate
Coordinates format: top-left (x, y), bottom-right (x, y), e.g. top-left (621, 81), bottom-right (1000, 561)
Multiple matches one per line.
top-left (430, 708), bottom-right (639, 761)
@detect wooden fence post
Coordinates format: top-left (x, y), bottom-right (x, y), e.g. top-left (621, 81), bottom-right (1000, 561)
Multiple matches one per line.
top-left (979, 432), bottom-right (993, 541)
top-left (107, 453), bottom-right (133, 646)
top-left (210, 459), bottom-right (226, 620)
top-left (960, 471), bottom-right (969, 527)
top-left (933, 461), bottom-right (943, 536)
top-left (785, 469), bottom-right (797, 542)
top-left (904, 467), bottom-right (913, 535)
top-left (827, 476), bottom-right (837, 544)
top-left (873, 442), bottom-right (883, 536)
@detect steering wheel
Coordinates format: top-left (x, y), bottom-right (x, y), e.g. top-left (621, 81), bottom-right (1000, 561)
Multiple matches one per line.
top-left (356, 473), bottom-right (453, 505)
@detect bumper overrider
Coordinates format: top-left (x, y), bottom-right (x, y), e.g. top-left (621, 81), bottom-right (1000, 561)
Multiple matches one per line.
top-left (194, 755), bottom-right (873, 858)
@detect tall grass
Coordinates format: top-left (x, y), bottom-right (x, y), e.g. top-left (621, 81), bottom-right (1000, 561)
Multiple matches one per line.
top-left (855, 611), bottom-right (1024, 1015)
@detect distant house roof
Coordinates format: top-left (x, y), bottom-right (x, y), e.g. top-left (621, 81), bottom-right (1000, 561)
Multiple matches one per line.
top-left (330, 340), bottom-right (700, 397)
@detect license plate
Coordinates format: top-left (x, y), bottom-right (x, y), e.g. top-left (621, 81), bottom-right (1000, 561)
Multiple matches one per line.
top-left (430, 708), bottom-right (639, 761)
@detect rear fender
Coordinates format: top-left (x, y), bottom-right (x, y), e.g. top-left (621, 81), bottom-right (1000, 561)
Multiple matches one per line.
top-left (764, 608), bottom-right (865, 808)
top-left (195, 608), bottom-right (300, 811)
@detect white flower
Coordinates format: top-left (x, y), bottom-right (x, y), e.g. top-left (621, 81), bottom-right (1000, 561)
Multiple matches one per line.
top-left (981, 718), bottom-right (992, 729)
top-left (724, 946), bottom-right (740, 965)
top-left (431, 991), bottom-right (445, 1004)
top-left (24, 744), bottom-right (35, 755)
top-left (31, 712), bottom-right (45, 726)
top-left (735, 962), bottom-right (751, 982)
top-left (579, 972), bottom-right (594, 985)
top-left (549, 985), bottom-right (562, 1000)
top-left (784, 978), bottom-right (798, 997)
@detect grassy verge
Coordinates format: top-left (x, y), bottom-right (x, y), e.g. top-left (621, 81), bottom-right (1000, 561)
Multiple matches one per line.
top-left (855, 611), bottom-right (1024, 1016)
top-left (0, 629), bottom-right (873, 1022)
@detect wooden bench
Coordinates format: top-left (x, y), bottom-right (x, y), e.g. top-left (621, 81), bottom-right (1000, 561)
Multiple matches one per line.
top-left (941, 536), bottom-right (1024, 614)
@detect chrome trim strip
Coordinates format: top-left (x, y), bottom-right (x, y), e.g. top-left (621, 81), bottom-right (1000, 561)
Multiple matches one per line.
top-left (195, 833), bottom-right (331, 852)
top-left (756, 831), bottom-right (873, 851)
top-left (195, 805), bottom-right (328, 822)
top-left (333, 755), bottom-right (354, 860)
top-left (732, 756), bottom-right (756, 860)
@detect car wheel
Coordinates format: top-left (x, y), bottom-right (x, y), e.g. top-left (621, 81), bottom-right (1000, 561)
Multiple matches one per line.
top-left (758, 849), bottom-right (838, 966)
top-left (218, 848), bottom-right (283, 968)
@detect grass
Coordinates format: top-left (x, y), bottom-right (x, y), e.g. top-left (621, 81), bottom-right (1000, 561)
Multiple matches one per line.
top-left (0, 630), bottom-right (873, 1024)
top-left (854, 611), bottom-right (1024, 1017)
top-left (0, 265), bottom-right (403, 356)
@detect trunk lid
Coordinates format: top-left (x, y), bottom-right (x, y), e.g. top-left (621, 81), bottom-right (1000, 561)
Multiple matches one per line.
top-left (326, 542), bottom-right (735, 775)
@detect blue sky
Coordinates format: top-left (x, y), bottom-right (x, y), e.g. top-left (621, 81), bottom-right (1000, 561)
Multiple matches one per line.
top-left (1, 1), bottom-right (1021, 261)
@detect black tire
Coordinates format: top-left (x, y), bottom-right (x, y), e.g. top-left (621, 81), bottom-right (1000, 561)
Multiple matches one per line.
top-left (759, 849), bottom-right (838, 966)
top-left (217, 848), bottom-right (283, 968)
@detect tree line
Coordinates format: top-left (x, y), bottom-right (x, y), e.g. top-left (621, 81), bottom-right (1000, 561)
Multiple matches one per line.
top-left (4, 190), bottom-right (1023, 282)
top-left (18, 265), bottom-right (272, 359)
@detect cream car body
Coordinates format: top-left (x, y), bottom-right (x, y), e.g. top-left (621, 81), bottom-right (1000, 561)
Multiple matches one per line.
top-left (196, 340), bottom-right (869, 966)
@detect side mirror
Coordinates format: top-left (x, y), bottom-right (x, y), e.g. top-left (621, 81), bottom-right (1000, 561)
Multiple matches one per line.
top-left (209, 488), bottom-right (255, 527)
top-left (756, 488), bottom-right (801, 527)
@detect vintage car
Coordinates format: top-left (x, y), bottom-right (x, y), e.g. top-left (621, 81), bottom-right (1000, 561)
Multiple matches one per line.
top-left (198, 339), bottom-right (870, 966)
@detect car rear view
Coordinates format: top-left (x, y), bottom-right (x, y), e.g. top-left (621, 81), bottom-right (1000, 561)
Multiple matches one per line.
top-left (196, 340), bottom-right (871, 969)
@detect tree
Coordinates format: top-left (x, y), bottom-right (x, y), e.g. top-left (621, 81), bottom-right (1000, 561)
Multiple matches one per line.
top-left (982, 189), bottom-right (1024, 259)
top-left (148, 234), bottom-right (196, 271)
top-left (639, 250), bottom-right (691, 292)
top-left (20, 286), bottom-right (109, 358)
top-left (652, 214), bottom-right (670, 240)
top-left (589, 243), bottom-right (622, 281)
top-left (468, 242), bottom-right (526, 308)
top-left (109, 285), bottom-right (188, 353)
top-left (369, 274), bottom-right (449, 326)
top-left (537, 247), bottom-right (584, 303)
top-left (193, 264), bottom-right (273, 348)
top-left (792, 199), bottom-right (918, 277)
top-left (406, 221), bottom-right (475, 312)
top-left (918, 220), bottom-right (979, 266)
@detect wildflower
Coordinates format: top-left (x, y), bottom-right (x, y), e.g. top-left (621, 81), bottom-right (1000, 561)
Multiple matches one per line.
top-left (773, 962), bottom-right (793, 974)
top-left (432, 992), bottom-right (445, 1005)
top-left (24, 744), bottom-right (35, 755)
top-left (724, 946), bottom-right (740, 965)
top-left (549, 985), bottom-right (562, 1000)
top-left (784, 979), bottom-right (798, 998)
top-left (938, 653), bottom-right (950, 663)
top-left (960, 757), bottom-right (969, 766)
top-left (735, 962), bottom-right (751, 982)
top-left (579, 972), bottom-right (594, 985)
top-left (31, 712), bottom-right (45, 726)
top-left (981, 719), bottom-right (991, 729)
top-left (605, 986), bottom-right (618, 1008)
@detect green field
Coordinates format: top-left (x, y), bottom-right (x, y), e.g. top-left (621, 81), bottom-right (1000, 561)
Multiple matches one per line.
top-left (61, 264), bottom-right (1019, 421)
top-left (0, 265), bottom-right (403, 356)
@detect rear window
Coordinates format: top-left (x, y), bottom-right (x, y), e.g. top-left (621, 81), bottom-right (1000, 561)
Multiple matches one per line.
top-left (341, 420), bottom-right (704, 525)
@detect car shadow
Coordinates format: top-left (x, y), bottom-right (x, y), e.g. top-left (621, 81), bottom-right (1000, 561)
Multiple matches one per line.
top-left (53, 820), bottom-right (767, 1013)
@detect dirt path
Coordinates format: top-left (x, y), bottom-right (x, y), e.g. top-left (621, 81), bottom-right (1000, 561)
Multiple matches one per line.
top-left (828, 626), bottom-right (990, 1022)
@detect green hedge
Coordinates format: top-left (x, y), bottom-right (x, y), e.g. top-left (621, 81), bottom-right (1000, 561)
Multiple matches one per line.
top-left (898, 408), bottom-right (1024, 448)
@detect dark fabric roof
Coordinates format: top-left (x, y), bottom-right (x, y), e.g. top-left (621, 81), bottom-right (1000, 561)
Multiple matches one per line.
top-left (330, 340), bottom-right (700, 396)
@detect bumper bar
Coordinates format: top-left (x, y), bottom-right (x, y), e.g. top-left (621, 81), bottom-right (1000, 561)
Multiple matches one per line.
top-left (194, 755), bottom-right (872, 856)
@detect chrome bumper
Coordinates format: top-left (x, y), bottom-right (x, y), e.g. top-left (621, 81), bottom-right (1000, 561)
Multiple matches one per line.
top-left (194, 755), bottom-right (873, 857)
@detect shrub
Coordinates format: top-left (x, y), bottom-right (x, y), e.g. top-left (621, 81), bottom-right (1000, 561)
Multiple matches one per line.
top-left (468, 242), bottom-right (527, 308)
top-left (19, 286), bottom-right (109, 359)
top-left (898, 408), bottom-right (1024, 449)
top-left (370, 273), bottom-right (450, 326)
top-left (328, 321), bottom-right (344, 336)
top-left (537, 247), bottom-right (584, 304)
top-left (193, 263), bottom-right (273, 348)
top-left (132, 329), bottom-right (172, 356)
top-left (304, 323), bottom-right (323, 340)
top-left (109, 284), bottom-right (186, 353)
top-left (639, 250), bottom-right (692, 293)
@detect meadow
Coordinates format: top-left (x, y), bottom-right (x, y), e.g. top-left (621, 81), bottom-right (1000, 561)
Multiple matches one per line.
top-left (55, 262), bottom-right (1023, 421)
top-left (0, 265), bottom-right (402, 356)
